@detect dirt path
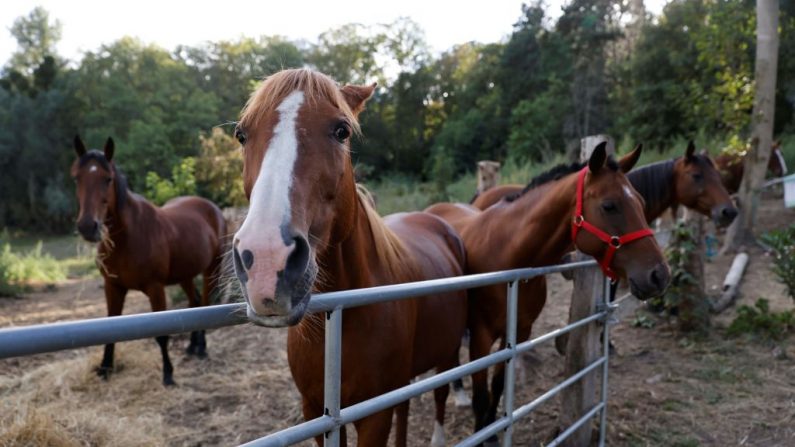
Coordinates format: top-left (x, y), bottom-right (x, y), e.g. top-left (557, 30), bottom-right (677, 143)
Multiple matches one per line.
top-left (1, 197), bottom-right (794, 446)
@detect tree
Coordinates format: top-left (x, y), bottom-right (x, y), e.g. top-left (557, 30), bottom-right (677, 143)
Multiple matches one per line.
top-left (7, 7), bottom-right (62, 76)
top-left (724, 0), bottom-right (780, 251)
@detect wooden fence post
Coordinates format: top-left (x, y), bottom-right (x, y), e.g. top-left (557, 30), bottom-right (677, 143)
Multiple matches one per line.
top-left (476, 160), bottom-right (501, 193)
top-left (560, 136), bottom-right (614, 446)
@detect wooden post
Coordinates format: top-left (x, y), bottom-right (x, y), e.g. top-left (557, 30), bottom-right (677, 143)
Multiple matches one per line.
top-left (476, 160), bottom-right (501, 193)
top-left (675, 211), bottom-right (710, 332)
top-left (560, 136), bottom-right (615, 446)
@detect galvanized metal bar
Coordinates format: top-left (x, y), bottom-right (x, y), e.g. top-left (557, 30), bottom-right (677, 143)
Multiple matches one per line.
top-left (501, 280), bottom-right (518, 447)
top-left (240, 416), bottom-right (337, 447)
top-left (0, 303), bottom-right (247, 359)
top-left (324, 308), bottom-right (343, 447)
top-left (598, 277), bottom-right (611, 447)
top-left (512, 357), bottom-right (606, 421)
top-left (307, 261), bottom-right (596, 313)
top-left (545, 402), bottom-right (605, 447)
top-left (515, 312), bottom-right (605, 354)
top-left (455, 416), bottom-right (512, 447)
top-left (0, 262), bottom-right (597, 360)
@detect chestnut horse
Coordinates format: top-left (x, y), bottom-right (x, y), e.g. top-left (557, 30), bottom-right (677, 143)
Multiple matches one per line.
top-left (715, 140), bottom-right (787, 193)
top-left (71, 136), bottom-right (226, 385)
top-left (231, 69), bottom-right (467, 447)
top-left (426, 143), bottom-right (670, 442)
top-left (472, 141), bottom-right (737, 226)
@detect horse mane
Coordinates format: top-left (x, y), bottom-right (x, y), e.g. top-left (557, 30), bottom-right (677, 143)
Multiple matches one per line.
top-left (626, 159), bottom-right (675, 213)
top-left (78, 150), bottom-right (129, 211)
top-left (355, 185), bottom-right (416, 278)
top-left (239, 68), bottom-right (360, 133)
top-left (504, 156), bottom-right (621, 203)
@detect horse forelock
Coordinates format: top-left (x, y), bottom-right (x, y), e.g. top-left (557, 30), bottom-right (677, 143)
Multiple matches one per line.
top-left (76, 150), bottom-right (128, 212)
top-left (239, 68), bottom-right (360, 134)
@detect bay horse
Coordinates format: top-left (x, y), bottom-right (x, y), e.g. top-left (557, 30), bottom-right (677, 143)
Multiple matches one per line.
top-left (714, 140), bottom-right (787, 193)
top-left (472, 141), bottom-right (738, 226)
top-left (425, 143), bottom-right (670, 443)
top-left (231, 68), bottom-right (467, 447)
top-left (71, 136), bottom-right (226, 385)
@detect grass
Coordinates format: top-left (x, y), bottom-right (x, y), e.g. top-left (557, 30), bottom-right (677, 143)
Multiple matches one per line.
top-left (0, 230), bottom-right (97, 295)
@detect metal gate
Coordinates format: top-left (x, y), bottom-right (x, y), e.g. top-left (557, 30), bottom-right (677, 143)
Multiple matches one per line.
top-left (0, 259), bottom-right (612, 446)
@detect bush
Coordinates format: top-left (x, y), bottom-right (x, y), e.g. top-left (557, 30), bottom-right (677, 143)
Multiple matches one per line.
top-left (0, 242), bottom-right (67, 296)
top-left (727, 299), bottom-right (795, 341)
top-left (195, 128), bottom-right (247, 207)
top-left (761, 224), bottom-right (795, 302)
top-left (144, 157), bottom-right (197, 205)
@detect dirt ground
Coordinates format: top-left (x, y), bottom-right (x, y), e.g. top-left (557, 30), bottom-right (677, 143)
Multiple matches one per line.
top-left (1, 196), bottom-right (794, 447)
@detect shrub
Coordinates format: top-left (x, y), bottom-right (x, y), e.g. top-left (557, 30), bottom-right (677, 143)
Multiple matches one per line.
top-left (727, 298), bottom-right (795, 341)
top-left (761, 224), bottom-right (795, 302)
top-left (144, 157), bottom-right (197, 205)
top-left (0, 242), bottom-right (67, 296)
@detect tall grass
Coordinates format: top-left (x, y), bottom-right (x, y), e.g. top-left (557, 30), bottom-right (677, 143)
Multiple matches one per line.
top-left (0, 242), bottom-right (68, 296)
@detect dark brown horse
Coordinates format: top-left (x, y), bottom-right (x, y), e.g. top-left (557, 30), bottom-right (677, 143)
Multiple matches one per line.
top-left (473, 141), bottom-right (738, 226)
top-left (714, 140), bottom-right (787, 193)
top-left (71, 136), bottom-right (226, 385)
top-left (426, 143), bottom-right (670, 442)
top-left (231, 69), bottom-right (467, 446)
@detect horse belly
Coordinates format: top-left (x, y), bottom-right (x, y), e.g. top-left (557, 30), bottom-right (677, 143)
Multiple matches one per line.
top-left (411, 291), bottom-right (467, 376)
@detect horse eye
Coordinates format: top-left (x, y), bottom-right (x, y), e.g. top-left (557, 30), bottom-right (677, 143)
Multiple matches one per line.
top-left (235, 129), bottom-right (247, 145)
top-left (334, 123), bottom-right (351, 142)
top-left (601, 201), bottom-right (617, 213)
top-left (104, 178), bottom-right (112, 185)
top-left (692, 173), bottom-right (703, 181)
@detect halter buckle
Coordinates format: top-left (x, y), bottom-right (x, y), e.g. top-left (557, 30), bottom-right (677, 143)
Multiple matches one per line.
top-left (610, 236), bottom-right (621, 248)
top-left (573, 215), bottom-right (584, 227)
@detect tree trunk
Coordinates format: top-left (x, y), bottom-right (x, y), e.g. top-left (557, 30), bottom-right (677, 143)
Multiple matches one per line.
top-left (724, 0), bottom-right (780, 252)
top-left (677, 212), bottom-right (709, 332)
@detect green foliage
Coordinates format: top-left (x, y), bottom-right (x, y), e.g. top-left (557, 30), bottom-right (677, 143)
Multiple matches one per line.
top-left (632, 312), bottom-right (656, 329)
top-left (195, 128), bottom-right (246, 208)
top-left (144, 157), bottom-right (197, 206)
top-left (0, 242), bottom-right (67, 296)
top-left (761, 225), bottom-right (795, 302)
top-left (727, 299), bottom-right (795, 341)
top-left (653, 222), bottom-right (699, 315)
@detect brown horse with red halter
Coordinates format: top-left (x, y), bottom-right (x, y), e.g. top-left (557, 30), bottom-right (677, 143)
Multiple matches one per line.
top-left (231, 69), bottom-right (467, 447)
top-left (70, 136), bottom-right (227, 385)
top-left (473, 141), bottom-right (738, 226)
top-left (714, 140), bottom-right (787, 193)
top-left (426, 143), bottom-right (670, 442)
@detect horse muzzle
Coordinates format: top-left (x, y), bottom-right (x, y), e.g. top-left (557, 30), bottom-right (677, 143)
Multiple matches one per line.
top-left (233, 233), bottom-right (315, 327)
top-left (628, 262), bottom-right (671, 300)
top-left (712, 204), bottom-right (738, 227)
top-left (76, 219), bottom-right (101, 242)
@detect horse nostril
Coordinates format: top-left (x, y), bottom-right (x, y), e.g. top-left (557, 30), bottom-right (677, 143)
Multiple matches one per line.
top-left (241, 249), bottom-right (254, 270)
top-left (722, 207), bottom-right (738, 220)
top-left (650, 268), bottom-right (662, 289)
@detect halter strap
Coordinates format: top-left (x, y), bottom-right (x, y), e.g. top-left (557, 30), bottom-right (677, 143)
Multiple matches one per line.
top-left (571, 167), bottom-right (654, 280)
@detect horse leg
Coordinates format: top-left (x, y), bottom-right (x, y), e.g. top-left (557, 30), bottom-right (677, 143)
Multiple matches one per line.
top-left (469, 323), bottom-right (494, 443)
top-left (146, 284), bottom-right (175, 386)
top-left (395, 400), bottom-right (409, 447)
top-left (353, 408), bottom-right (393, 447)
top-left (97, 280), bottom-right (127, 379)
top-left (181, 278), bottom-right (207, 358)
top-left (431, 382), bottom-right (450, 447)
top-left (452, 374), bottom-right (471, 408)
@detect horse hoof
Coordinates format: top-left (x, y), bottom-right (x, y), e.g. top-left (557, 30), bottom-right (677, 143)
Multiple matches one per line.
top-left (430, 421), bottom-right (446, 447)
top-left (483, 438), bottom-right (500, 447)
top-left (196, 350), bottom-right (208, 360)
top-left (94, 366), bottom-right (112, 380)
top-left (186, 344), bottom-right (197, 355)
top-left (163, 377), bottom-right (177, 387)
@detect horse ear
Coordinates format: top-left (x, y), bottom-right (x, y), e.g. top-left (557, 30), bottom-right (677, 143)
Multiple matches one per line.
top-left (104, 137), bottom-right (115, 162)
top-left (619, 143), bottom-right (643, 173)
top-left (74, 135), bottom-right (86, 157)
top-left (685, 140), bottom-right (696, 161)
top-left (341, 83), bottom-right (376, 116)
top-left (588, 141), bottom-right (608, 173)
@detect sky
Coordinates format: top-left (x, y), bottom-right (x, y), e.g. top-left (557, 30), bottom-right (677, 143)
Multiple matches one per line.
top-left (1, 0), bottom-right (669, 65)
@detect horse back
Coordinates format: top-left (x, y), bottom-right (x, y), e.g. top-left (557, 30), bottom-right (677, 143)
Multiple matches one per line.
top-left (471, 184), bottom-right (523, 209)
top-left (156, 196), bottom-right (226, 282)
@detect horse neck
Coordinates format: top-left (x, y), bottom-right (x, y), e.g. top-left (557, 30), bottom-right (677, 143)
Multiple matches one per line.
top-left (488, 175), bottom-right (578, 268)
top-left (627, 159), bottom-right (675, 223)
top-left (101, 191), bottom-right (146, 253)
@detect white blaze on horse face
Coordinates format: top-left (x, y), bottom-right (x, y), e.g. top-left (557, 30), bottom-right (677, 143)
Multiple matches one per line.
top-left (235, 90), bottom-right (305, 312)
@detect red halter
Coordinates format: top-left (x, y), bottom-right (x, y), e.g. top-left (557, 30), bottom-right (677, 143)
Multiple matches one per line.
top-left (571, 167), bottom-right (654, 281)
